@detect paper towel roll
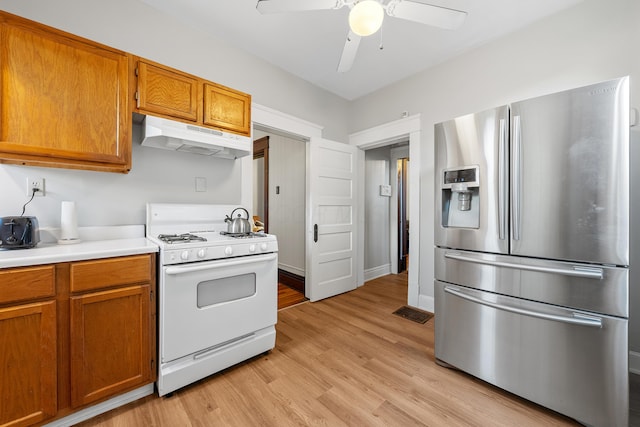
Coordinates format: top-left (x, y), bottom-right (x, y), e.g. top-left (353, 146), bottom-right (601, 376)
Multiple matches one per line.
top-left (59, 201), bottom-right (80, 244)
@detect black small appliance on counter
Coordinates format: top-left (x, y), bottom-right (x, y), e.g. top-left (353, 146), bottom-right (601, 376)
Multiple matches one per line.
top-left (0, 216), bottom-right (40, 249)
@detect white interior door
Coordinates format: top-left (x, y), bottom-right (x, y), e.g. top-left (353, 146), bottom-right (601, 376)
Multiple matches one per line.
top-left (306, 137), bottom-right (358, 302)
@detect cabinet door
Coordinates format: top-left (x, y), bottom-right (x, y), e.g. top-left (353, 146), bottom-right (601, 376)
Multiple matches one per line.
top-left (136, 60), bottom-right (199, 122)
top-left (203, 82), bottom-right (251, 136)
top-left (0, 12), bottom-right (131, 173)
top-left (70, 285), bottom-right (150, 407)
top-left (0, 301), bottom-right (57, 427)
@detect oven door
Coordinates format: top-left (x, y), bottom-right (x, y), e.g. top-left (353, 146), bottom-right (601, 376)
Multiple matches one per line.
top-left (160, 252), bottom-right (277, 363)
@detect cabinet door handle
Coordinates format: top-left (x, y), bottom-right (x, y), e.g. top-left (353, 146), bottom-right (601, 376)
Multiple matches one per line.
top-left (314, 224), bottom-right (318, 243)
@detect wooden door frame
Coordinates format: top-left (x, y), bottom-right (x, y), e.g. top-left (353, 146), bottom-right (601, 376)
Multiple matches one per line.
top-left (253, 136), bottom-right (269, 233)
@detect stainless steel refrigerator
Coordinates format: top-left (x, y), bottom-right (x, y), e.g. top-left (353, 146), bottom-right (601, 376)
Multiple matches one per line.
top-left (434, 76), bottom-right (629, 427)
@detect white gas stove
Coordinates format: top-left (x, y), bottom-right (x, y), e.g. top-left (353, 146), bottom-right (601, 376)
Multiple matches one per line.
top-left (146, 203), bottom-right (278, 397)
top-left (146, 203), bottom-right (277, 265)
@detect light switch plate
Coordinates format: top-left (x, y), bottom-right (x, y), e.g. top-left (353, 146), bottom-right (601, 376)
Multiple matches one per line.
top-left (195, 177), bottom-right (207, 192)
top-left (379, 184), bottom-right (391, 197)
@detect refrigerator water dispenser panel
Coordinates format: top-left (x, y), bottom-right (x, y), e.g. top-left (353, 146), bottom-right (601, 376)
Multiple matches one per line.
top-left (441, 165), bottom-right (480, 228)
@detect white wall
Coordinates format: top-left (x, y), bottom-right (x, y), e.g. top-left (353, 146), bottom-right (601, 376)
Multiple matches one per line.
top-left (253, 130), bottom-right (306, 277)
top-left (0, 0), bottom-right (349, 228)
top-left (364, 146), bottom-right (391, 278)
top-left (349, 0), bottom-right (640, 354)
top-left (0, 124), bottom-right (244, 227)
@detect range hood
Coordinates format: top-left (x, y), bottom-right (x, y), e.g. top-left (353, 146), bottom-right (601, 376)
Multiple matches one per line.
top-left (141, 116), bottom-right (251, 159)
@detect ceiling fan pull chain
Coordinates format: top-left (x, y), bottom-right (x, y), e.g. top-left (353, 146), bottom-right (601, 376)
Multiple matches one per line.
top-left (379, 26), bottom-right (384, 50)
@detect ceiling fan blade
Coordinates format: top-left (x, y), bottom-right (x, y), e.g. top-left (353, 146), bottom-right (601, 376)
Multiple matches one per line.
top-left (337, 30), bottom-right (361, 73)
top-left (386, 0), bottom-right (467, 30)
top-left (256, 0), bottom-right (344, 14)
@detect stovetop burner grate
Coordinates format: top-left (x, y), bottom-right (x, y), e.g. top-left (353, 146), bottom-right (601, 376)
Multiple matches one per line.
top-left (158, 233), bottom-right (208, 244)
top-left (220, 231), bottom-right (268, 239)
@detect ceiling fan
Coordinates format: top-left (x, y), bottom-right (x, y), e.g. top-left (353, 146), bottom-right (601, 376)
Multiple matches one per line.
top-left (255, 0), bottom-right (467, 72)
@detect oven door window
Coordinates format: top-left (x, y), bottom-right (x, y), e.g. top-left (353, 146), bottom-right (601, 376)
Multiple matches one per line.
top-left (197, 273), bottom-right (256, 307)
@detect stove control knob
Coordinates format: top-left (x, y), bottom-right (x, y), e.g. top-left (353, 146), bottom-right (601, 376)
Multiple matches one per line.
top-left (197, 249), bottom-right (206, 258)
top-left (181, 250), bottom-right (190, 261)
top-left (260, 243), bottom-right (269, 251)
top-left (224, 246), bottom-right (233, 256)
top-left (249, 244), bottom-right (256, 253)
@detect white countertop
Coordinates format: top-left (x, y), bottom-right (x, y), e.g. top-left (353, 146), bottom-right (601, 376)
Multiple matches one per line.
top-left (0, 225), bottom-right (158, 269)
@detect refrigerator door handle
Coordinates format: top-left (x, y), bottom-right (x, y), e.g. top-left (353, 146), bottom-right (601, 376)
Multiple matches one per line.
top-left (444, 286), bottom-right (603, 328)
top-left (444, 252), bottom-right (604, 279)
top-left (512, 115), bottom-right (522, 241)
top-left (498, 118), bottom-right (507, 240)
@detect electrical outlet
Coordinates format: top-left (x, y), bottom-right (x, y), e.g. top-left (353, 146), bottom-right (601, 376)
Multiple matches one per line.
top-left (27, 177), bottom-right (45, 197)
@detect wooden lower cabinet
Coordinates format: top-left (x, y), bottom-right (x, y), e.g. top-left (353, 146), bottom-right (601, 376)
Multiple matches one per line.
top-left (0, 301), bottom-right (57, 427)
top-left (70, 284), bottom-right (151, 407)
top-left (0, 253), bottom-right (156, 426)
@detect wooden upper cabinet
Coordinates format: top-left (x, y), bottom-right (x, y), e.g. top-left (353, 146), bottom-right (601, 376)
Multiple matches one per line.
top-left (134, 58), bottom-right (251, 137)
top-left (203, 82), bottom-right (251, 136)
top-left (0, 11), bottom-right (131, 173)
top-left (136, 60), bottom-right (199, 122)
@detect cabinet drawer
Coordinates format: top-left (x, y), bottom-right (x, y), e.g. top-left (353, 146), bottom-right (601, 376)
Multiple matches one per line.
top-left (0, 265), bottom-right (55, 304)
top-left (70, 255), bottom-right (151, 292)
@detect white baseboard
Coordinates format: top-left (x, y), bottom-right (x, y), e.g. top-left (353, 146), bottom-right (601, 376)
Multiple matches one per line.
top-left (43, 384), bottom-right (154, 427)
top-left (364, 264), bottom-right (391, 281)
top-left (630, 351), bottom-right (640, 375)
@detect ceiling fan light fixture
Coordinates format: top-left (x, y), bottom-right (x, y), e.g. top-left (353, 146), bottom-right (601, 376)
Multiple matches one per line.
top-left (349, 0), bottom-right (384, 37)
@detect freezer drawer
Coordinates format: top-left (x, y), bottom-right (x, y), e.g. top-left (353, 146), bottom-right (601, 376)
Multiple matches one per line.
top-left (435, 247), bottom-right (628, 318)
top-left (434, 281), bottom-right (628, 427)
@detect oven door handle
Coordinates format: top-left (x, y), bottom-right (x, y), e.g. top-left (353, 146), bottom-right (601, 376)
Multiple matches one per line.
top-left (165, 253), bottom-right (277, 275)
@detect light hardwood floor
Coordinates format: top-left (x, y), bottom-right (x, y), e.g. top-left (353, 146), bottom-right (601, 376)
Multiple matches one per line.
top-left (79, 274), bottom-right (596, 426)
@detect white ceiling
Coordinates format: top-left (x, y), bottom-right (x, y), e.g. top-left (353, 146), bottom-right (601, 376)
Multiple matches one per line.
top-left (140, 0), bottom-right (584, 101)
